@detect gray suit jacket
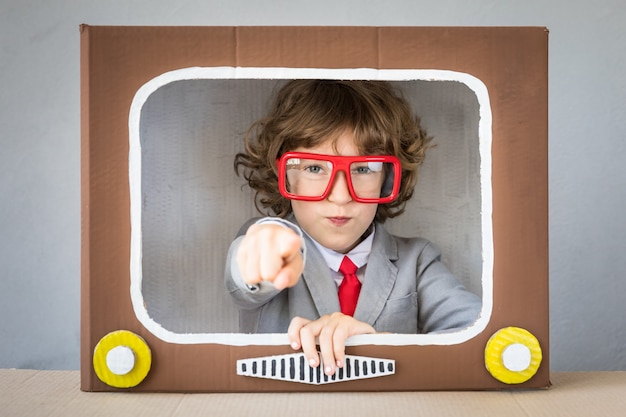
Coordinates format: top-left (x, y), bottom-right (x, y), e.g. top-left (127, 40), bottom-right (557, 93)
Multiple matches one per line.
top-left (224, 218), bottom-right (481, 334)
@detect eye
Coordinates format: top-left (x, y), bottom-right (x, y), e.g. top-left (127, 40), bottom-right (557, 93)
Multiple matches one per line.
top-left (304, 164), bottom-right (325, 174)
top-left (301, 160), bottom-right (332, 175)
top-left (354, 166), bottom-right (371, 174)
top-left (350, 162), bottom-right (382, 175)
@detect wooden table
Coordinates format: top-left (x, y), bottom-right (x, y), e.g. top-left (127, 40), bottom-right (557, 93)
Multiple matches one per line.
top-left (2, 370), bottom-right (625, 416)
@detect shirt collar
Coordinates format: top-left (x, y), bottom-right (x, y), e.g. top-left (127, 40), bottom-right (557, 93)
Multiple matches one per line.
top-left (306, 225), bottom-right (375, 272)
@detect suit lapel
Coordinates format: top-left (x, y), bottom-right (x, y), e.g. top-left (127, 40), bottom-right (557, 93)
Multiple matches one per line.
top-left (300, 232), bottom-right (342, 316)
top-left (354, 224), bottom-right (398, 325)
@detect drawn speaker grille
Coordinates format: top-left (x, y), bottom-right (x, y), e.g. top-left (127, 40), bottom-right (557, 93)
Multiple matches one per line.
top-left (237, 353), bottom-right (395, 385)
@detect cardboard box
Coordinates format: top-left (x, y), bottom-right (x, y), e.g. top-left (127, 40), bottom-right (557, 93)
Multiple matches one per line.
top-left (80, 26), bottom-right (549, 392)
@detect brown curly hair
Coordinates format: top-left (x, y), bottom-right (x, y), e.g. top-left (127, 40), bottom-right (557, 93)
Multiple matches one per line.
top-left (234, 79), bottom-right (431, 223)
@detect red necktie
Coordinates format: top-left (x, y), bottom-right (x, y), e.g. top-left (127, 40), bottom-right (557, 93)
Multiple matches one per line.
top-left (338, 256), bottom-right (361, 316)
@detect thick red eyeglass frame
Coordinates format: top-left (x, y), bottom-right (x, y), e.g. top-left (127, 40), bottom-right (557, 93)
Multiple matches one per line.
top-left (277, 152), bottom-right (402, 203)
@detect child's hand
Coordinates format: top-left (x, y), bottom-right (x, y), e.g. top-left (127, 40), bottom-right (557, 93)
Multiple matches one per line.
top-left (236, 223), bottom-right (304, 290)
top-left (288, 313), bottom-right (376, 376)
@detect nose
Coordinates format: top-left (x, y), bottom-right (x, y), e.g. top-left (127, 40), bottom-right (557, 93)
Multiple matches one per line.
top-left (326, 170), bottom-right (353, 204)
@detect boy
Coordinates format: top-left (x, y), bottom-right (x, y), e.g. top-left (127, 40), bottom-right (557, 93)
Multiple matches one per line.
top-left (225, 80), bottom-right (481, 376)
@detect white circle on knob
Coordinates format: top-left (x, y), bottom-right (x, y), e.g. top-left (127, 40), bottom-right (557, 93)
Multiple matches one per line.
top-left (502, 343), bottom-right (532, 372)
top-left (106, 346), bottom-right (136, 375)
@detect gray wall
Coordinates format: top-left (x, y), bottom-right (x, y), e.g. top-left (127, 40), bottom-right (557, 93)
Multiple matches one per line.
top-left (1, 0), bottom-right (624, 372)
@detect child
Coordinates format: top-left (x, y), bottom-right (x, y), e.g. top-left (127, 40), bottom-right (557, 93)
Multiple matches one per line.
top-left (225, 79), bottom-right (481, 376)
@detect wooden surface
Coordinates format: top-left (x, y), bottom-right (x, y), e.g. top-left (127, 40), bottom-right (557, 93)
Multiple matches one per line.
top-left (2, 370), bottom-right (625, 416)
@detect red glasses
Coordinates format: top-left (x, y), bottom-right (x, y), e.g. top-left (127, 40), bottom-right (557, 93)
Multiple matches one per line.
top-left (277, 152), bottom-right (401, 203)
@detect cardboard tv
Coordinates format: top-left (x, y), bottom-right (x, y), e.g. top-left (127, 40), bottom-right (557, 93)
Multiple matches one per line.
top-left (80, 26), bottom-right (549, 392)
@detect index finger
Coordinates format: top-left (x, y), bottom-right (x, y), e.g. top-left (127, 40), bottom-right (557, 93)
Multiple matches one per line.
top-left (288, 317), bottom-right (320, 368)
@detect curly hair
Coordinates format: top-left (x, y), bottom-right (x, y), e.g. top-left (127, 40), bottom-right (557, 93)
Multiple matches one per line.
top-left (234, 79), bottom-right (431, 223)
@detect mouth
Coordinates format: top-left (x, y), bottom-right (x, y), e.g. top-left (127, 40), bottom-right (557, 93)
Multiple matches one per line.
top-left (327, 216), bottom-right (351, 226)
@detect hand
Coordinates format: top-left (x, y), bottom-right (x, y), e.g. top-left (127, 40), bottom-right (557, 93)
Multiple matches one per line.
top-left (288, 313), bottom-right (376, 376)
top-left (236, 223), bottom-right (303, 290)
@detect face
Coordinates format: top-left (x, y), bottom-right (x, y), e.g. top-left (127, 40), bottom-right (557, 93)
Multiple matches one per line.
top-left (290, 130), bottom-right (380, 254)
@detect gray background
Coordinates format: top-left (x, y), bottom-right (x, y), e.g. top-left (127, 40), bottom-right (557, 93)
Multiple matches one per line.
top-left (1, 0), bottom-right (624, 371)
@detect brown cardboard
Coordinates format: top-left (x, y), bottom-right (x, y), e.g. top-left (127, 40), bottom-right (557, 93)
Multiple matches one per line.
top-left (6, 371), bottom-right (626, 416)
top-left (81, 26), bottom-right (549, 392)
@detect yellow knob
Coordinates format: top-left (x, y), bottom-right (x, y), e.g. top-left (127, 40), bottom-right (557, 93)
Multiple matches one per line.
top-left (484, 327), bottom-right (542, 384)
top-left (93, 330), bottom-right (152, 388)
